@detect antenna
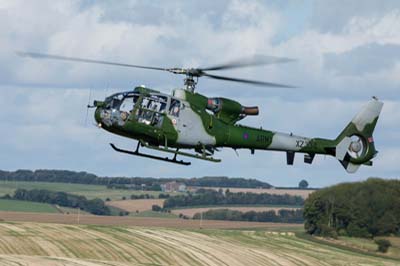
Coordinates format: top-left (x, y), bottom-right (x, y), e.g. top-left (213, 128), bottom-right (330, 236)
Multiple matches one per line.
top-left (84, 87), bottom-right (93, 126)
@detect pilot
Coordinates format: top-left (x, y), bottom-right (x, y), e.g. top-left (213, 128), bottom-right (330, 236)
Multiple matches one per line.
top-left (170, 99), bottom-right (180, 116)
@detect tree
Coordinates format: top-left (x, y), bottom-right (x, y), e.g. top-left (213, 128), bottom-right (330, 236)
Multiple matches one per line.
top-left (299, 179), bottom-right (309, 189)
top-left (304, 178), bottom-right (400, 238)
top-left (375, 239), bottom-right (391, 253)
top-left (152, 205), bottom-right (162, 212)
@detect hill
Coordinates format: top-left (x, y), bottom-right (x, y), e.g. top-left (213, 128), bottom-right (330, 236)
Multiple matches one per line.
top-left (304, 178), bottom-right (400, 238)
top-left (0, 169), bottom-right (273, 189)
top-left (0, 222), bottom-right (398, 266)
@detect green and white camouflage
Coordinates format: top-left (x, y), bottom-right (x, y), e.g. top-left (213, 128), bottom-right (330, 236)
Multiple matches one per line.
top-left (94, 86), bottom-right (383, 173)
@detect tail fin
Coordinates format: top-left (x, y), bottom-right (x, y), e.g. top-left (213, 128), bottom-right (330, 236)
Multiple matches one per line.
top-left (335, 97), bottom-right (384, 173)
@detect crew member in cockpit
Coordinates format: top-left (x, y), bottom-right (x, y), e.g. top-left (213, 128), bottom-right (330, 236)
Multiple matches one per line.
top-left (169, 99), bottom-right (180, 116)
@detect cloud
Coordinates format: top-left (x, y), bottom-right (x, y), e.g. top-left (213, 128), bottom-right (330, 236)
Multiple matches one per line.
top-left (310, 0), bottom-right (400, 33)
top-left (0, 0), bottom-right (399, 186)
top-left (325, 43), bottom-right (400, 76)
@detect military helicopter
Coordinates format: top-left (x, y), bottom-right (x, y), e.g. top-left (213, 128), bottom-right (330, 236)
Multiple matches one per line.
top-left (18, 52), bottom-right (383, 173)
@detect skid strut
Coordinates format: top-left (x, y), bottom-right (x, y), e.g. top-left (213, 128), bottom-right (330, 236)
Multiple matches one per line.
top-left (110, 140), bottom-right (222, 165)
top-left (110, 142), bottom-right (191, 166)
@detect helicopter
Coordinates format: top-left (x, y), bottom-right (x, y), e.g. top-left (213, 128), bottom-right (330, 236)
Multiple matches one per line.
top-left (18, 52), bottom-right (383, 173)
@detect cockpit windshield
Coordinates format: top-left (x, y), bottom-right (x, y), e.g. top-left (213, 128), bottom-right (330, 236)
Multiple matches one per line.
top-left (101, 91), bottom-right (172, 128)
top-left (105, 92), bottom-right (139, 110)
top-left (101, 92), bottom-right (140, 126)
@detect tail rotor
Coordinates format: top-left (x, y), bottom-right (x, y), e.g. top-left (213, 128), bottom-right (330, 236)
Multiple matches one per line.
top-left (348, 135), bottom-right (366, 159)
top-left (334, 97), bottom-right (383, 173)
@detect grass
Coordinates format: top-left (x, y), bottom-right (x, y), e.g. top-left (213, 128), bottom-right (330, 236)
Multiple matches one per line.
top-left (0, 180), bottom-right (175, 200)
top-left (129, 210), bottom-right (178, 219)
top-left (0, 199), bottom-right (57, 213)
top-left (296, 232), bottom-right (400, 261)
top-left (56, 206), bottom-right (90, 215)
top-left (169, 204), bottom-right (302, 210)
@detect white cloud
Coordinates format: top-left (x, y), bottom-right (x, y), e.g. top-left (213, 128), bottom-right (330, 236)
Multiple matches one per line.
top-left (0, 0), bottom-right (399, 186)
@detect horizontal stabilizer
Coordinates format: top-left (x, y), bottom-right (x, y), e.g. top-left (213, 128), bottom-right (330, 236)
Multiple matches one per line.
top-left (335, 137), bottom-right (351, 160)
top-left (339, 158), bottom-right (361, 173)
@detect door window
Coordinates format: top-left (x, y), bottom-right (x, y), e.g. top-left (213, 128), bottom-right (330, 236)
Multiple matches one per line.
top-left (136, 95), bottom-right (167, 127)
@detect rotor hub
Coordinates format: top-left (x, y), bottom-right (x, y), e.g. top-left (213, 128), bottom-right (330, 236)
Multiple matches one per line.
top-left (350, 141), bottom-right (362, 153)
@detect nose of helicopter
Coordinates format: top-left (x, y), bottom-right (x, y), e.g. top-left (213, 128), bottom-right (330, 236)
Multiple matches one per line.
top-left (93, 100), bottom-right (104, 125)
top-left (94, 107), bottom-right (101, 124)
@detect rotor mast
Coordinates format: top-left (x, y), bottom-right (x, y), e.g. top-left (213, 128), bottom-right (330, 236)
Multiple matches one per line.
top-left (184, 75), bottom-right (197, 92)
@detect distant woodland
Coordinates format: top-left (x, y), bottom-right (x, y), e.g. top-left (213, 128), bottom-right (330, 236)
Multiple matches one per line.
top-left (193, 209), bottom-right (304, 224)
top-left (163, 189), bottom-right (304, 208)
top-left (304, 178), bottom-right (400, 238)
top-left (0, 170), bottom-right (272, 189)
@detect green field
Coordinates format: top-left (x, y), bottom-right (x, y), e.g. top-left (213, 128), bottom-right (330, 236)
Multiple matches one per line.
top-left (129, 210), bottom-right (178, 218)
top-left (306, 235), bottom-right (400, 260)
top-left (0, 180), bottom-right (175, 200)
top-left (0, 222), bottom-right (398, 266)
top-left (0, 199), bottom-right (57, 213)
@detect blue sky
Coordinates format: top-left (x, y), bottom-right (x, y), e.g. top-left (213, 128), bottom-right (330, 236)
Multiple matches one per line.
top-left (1, 0), bottom-right (399, 187)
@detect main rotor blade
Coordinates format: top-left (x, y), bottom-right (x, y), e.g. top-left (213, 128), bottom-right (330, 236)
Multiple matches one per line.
top-left (201, 55), bottom-right (295, 71)
top-left (203, 73), bottom-right (295, 88)
top-left (16, 51), bottom-right (168, 71)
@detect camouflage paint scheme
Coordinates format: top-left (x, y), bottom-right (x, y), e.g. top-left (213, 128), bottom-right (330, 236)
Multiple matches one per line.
top-left (94, 86), bottom-right (383, 173)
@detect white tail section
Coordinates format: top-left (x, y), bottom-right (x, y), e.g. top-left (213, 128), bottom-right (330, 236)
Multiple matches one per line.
top-left (335, 137), bottom-right (351, 160)
top-left (343, 162), bottom-right (361, 173)
top-left (352, 98), bottom-right (384, 132)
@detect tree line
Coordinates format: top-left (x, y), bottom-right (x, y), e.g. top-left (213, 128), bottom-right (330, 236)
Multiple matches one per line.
top-left (193, 209), bottom-right (303, 223)
top-left (304, 178), bottom-right (400, 238)
top-left (0, 170), bottom-right (272, 189)
top-left (163, 189), bottom-right (304, 208)
top-left (3, 189), bottom-right (110, 215)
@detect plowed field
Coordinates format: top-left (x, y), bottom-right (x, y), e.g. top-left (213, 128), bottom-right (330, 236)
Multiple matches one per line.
top-left (0, 222), bottom-right (397, 266)
top-left (106, 199), bottom-right (165, 212)
top-left (0, 211), bottom-right (299, 229)
top-left (172, 206), bottom-right (300, 217)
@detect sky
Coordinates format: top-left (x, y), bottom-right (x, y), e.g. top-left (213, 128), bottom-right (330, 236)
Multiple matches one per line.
top-left (0, 0), bottom-right (399, 187)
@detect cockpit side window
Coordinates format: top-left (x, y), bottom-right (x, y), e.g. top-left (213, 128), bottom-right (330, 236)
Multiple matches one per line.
top-left (136, 95), bottom-right (168, 127)
top-left (169, 99), bottom-right (181, 117)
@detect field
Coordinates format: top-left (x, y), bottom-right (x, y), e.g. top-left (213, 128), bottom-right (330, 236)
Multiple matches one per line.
top-left (171, 206), bottom-right (300, 218)
top-left (0, 199), bottom-right (57, 213)
top-left (197, 187), bottom-right (314, 198)
top-left (316, 236), bottom-right (400, 260)
top-left (106, 199), bottom-right (166, 212)
top-left (129, 210), bottom-right (178, 218)
top-left (0, 222), bottom-right (398, 266)
top-left (0, 211), bottom-right (299, 229)
top-left (0, 180), bottom-right (179, 200)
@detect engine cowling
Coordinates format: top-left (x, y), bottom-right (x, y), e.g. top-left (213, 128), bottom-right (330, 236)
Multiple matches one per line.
top-left (206, 97), bottom-right (259, 124)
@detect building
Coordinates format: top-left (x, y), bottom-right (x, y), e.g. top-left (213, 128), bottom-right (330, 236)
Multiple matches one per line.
top-left (161, 181), bottom-right (186, 192)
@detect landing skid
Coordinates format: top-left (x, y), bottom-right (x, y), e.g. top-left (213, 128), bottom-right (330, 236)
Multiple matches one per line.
top-left (110, 143), bottom-right (191, 166)
top-left (110, 140), bottom-right (222, 165)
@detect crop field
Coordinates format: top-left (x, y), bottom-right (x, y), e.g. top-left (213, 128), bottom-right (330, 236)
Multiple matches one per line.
top-left (0, 222), bottom-right (398, 266)
top-left (129, 210), bottom-right (178, 219)
top-left (0, 180), bottom-right (175, 200)
top-left (106, 199), bottom-right (166, 212)
top-left (0, 199), bottom-right (57, 213)
top-left (171, 206), bottom-right (300, 218)
top-left (197, 187), bottom-right (314, 198)
top-left (0, 211), bottom-right (299, 229)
